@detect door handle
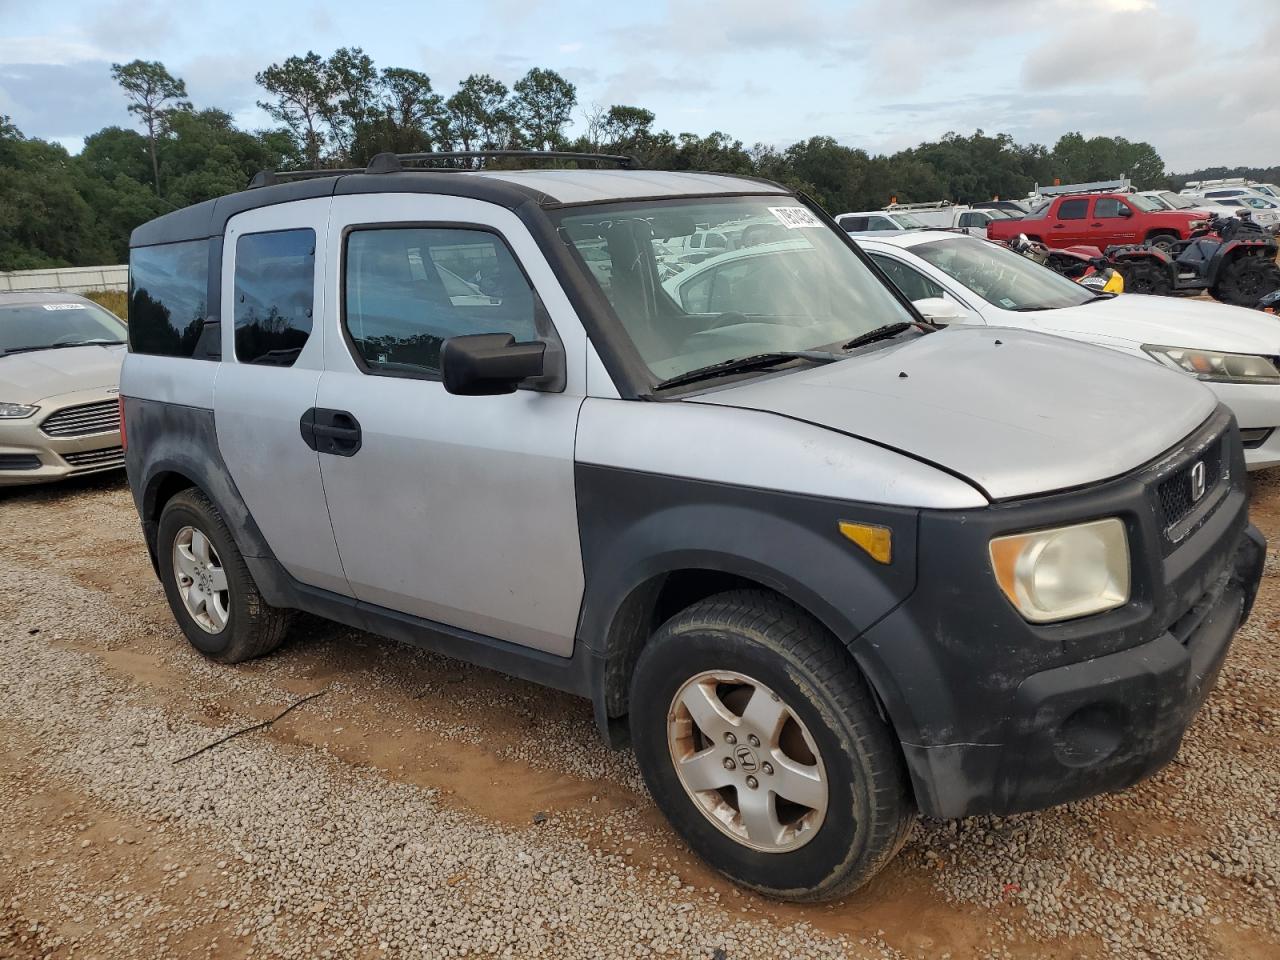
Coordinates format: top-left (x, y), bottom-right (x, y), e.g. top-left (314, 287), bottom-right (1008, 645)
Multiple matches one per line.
top-left (300, 408), bottom-right (362, 457)
top-left (1090, 222), bottom-right (1103, 227)
top-left (1052, 223), bottom-right (1066, 228)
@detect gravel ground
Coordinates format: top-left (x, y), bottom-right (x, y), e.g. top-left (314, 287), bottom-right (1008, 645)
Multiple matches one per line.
top-left (0, 471), bottom-right (1277, 959)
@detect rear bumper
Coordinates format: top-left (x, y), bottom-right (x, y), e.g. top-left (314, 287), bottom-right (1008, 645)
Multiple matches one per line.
top-left (901, 525), bottom-right (1262, 818)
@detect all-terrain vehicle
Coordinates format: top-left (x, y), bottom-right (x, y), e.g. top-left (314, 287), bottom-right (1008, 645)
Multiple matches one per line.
top-left (1007, 235), bottom-right (1124, 293)
top-left (1109, 213), bottom-right (1280, 305)
top-left (121, 150), bottom-right (1263, 902)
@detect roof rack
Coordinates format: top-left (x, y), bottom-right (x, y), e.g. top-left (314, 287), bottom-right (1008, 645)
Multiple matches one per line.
top-left (1033, 177), bottom-right (1132, 198)
top-left (248, 149), bottom-right (639, 189)
top-left (885, 200), bottom-right (954, 211)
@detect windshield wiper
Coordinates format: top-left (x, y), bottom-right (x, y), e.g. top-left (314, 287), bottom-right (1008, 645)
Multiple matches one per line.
top-left (841, 321), bottom-right (915, 350)
top-left (1, 339), bottom-right (126, 357)
top-left (1085, 293), bottom-right (1118, 302)
top-left (652, 350), bottom-right (841, 392)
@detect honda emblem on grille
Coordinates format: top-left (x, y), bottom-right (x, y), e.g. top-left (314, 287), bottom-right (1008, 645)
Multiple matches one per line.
top-left (1190, 460), bottom-right (1207, 502)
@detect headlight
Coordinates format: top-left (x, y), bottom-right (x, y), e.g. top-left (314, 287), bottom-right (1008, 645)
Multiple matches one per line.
top-left (0, 402), bottom-right (38, 419)
top-left (990, 518), bottom-right (1130, 623)
top-left (1142, 344), bottom-right (1280, 384)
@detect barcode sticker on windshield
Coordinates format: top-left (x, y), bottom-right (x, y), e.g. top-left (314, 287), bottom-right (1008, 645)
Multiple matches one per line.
top-left (768, 206), bottom-right (823, 229)
top-left (42, 303), bottom-right (86, 311)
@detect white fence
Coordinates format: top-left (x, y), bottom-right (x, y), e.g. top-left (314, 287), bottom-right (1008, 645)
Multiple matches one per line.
top-left (0, 264), bottom-right (128, 294)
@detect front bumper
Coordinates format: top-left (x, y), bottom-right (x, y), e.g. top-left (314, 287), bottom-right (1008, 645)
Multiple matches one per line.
top-left (900, 526), bottom-right (1262, 818)
top-left (852, 405), bottom-right (1264, 819)
top-left (0, 387), bottom-right (123, 486)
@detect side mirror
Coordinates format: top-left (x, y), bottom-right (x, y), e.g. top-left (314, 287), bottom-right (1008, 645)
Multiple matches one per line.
top-left (1118, 205), bottom-right (1134, 217)
top-left (912, 297), bottom-right (969, 325)
top-left (441, 333), bottom-right (547, 396)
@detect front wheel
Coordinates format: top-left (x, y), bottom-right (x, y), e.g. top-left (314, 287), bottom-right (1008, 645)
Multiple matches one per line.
top-left (1146, 232), bottom-right (1179, 254)
top-left (629, 591), bottom-right (914, 901)
top-left (1121, 259), bottom-right (1174, 296)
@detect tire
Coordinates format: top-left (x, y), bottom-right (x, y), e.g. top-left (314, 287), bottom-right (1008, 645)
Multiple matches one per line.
top-left (1146, 232), bottom-right (1179, 254)
top-left (629, 590), bottom-right (913, 902)
top-left (157, 488), bottom-right (292, 663)
top-left (1121, 259), bottom-right (1174, 296)
top-left (1213, 256), bottom-right (1280, 307)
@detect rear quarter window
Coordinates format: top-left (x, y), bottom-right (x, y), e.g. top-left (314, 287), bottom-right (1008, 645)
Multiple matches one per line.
top-left (128, 239), bottom-right (211, 358)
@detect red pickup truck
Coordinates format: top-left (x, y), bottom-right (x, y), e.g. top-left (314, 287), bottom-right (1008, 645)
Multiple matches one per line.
top-left (987, 193), bottom-right (1207, 252)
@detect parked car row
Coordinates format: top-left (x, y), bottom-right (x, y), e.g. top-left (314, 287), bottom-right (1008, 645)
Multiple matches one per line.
top-left (5, 156), bottom-right (1270, 911)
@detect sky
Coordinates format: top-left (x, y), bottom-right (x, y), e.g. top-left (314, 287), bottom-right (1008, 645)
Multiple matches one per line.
top-left (1, 0), bottom-right (1277, 173)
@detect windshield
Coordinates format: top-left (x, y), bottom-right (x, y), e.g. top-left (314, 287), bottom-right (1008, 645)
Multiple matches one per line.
top-left (554, 197), bottom-right (916, 383)
top-left (983, 208), bottom-right (1014, 220)
top-left (912, 236), bottom-right (1094, 311)
top-left (1159, 191), bottom-right (1198, 210)
top-left (0, 301), bottom-right (126, 355)
top-left (891, 212), bottom-right (926, 228)
top-left (1025, 199), bottom-right (1051, 218)
top-left (1127, 194), bottom-right (1161, 212)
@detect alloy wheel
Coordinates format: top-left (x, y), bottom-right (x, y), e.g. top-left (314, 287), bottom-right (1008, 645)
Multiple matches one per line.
top-left (667, 670), bottom-right (829, 852)
top-left (172, 525), bottom-right (230, 633)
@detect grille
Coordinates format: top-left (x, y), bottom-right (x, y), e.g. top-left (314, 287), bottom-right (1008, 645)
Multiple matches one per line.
top-left (63, 446), bottom-right (124, 470)
top-left (0, 454), bottom-right (41, 471)
top-left (40, 400), bottom-right (119, 437)
top-left (1156, 438), bottom-right (1224, 533)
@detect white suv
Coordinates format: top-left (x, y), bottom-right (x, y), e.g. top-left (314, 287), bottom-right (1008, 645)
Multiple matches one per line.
top-left (121, 152), bottom-right (1264, 901)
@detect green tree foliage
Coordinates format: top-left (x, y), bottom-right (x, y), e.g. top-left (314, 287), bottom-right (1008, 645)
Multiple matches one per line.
top-left (511, 68), bottom-right (577, 150)
top-left (445, 74), bottom-right (512, 154)
top-left (110, 59), bottom-right (192, 195)
top-left (256, 51), bottom-right (336, 167)
top-left (2, 51), bottom-right (1194, 272)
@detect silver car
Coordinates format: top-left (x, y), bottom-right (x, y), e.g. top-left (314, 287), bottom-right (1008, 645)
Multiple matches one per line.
top-left (122, 156), bottom-right (1264, 902)
top-left (0, 292), bottom-right (127, 485)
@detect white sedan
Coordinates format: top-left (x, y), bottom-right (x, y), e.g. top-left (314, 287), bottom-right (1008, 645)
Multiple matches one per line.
top-left (852, 231), bottom-right (1280, 469)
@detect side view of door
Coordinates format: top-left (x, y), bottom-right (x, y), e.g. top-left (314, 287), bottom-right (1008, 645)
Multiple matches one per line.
top-left (313, 192), bottom-right (589, 655)
top-left (213, 199), bottom-right (351, 597)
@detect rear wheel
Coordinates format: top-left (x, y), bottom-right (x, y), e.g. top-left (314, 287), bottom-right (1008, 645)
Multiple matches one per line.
top-left (157, 489), bottom-right (292, 663)
top-left (629, 590), bottom-right (913, 901)
top-left (1213, 256), bottom-right (1280, 307)
top-left (1121, 259), bottom-right (1174, 296)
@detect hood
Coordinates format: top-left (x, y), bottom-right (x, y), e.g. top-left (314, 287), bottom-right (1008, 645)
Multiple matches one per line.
top-left (1033, 294), bottom-right (1280, 355)
top-left (0, 344), bottom-right (125, 405)
top-left (694, 327), bottom-right (1216, 501)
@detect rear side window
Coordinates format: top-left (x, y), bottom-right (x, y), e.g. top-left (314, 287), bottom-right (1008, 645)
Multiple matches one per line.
top-left (1057, 199), bottom-right (1088, 220)
top-left (1095, 198), bottom-right (1127, 218)
top-left (128, 239), bottom-right (211, 358)
top-left (234, 229), bottom-right (316, 366)
top-left (343, 227), bottom-right (539, 378)
top-left (868, 253), bottom-right (946, 301)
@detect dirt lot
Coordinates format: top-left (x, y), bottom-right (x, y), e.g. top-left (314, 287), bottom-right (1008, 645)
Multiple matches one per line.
top-left (0, 473), bottom-right (1276, 960)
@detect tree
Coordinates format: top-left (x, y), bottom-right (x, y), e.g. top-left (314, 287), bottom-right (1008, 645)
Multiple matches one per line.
top-left (601, 105), bottom-right (655, 149)
top-left (372, 67), bottom-right (444, 155)
top-left (322, 47), bottom-right (379, 159)
top-left (110, 60), bottom-right (192, 195)
top-left (256, 52), bottom-right (335, 167)
top-left (445, 74), bottom-right (511, 156)
top-left (510, 68), bottom-right (576, 150)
